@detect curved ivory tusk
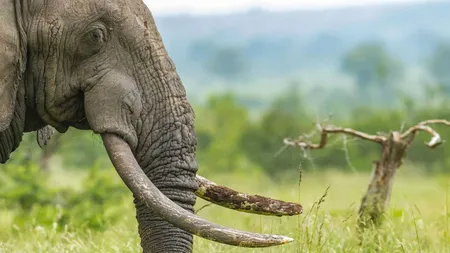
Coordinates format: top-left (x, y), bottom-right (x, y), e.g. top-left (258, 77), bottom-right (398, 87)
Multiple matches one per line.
top-left (102, 134), bottom-right (294, 248)
top-left (195, 175), bottom-right (302, 216)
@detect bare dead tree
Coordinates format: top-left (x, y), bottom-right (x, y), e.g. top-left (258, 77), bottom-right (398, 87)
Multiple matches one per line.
top-left (284, 119), bottom-right (450, 229)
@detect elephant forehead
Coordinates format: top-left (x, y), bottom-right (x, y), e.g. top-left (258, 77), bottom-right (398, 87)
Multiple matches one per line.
top-left (43, 0), bottom-right (125, 21)
top-left (46, 0), bottom-right (96, 18)
top-left (52, 0), bottom-right (153, 28)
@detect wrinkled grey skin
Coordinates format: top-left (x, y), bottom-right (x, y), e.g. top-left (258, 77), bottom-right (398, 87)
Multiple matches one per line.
top-left (1, 0), bottom-right (198, 252)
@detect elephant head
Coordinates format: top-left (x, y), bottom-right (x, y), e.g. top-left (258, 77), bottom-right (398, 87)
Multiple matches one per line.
top-left (0, 0), bottom-right (302, 252)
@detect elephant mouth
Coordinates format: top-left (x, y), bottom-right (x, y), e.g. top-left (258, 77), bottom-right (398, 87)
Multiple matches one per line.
top-left (102, 133), bottom-right (302, 248)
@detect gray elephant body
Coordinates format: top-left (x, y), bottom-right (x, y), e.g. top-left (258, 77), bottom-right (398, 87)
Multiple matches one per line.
top-left (0, 1), bottom-right (295, 252)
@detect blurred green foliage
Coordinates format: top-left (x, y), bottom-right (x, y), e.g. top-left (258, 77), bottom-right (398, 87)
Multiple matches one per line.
top-left (341, 42), bottom-right (403, 89)
top-left (198, 88), bottom-right (449, 175)
top-left (0, 163), bottom-right (128, 231)
top-left (341, 42), bottom-right (404, 108)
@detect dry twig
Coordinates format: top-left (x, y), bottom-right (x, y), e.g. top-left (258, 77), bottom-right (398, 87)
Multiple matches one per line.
top-left (284, 123), bottom-right (386, 150)
top-left (401, 119), bottom-right (450, 148)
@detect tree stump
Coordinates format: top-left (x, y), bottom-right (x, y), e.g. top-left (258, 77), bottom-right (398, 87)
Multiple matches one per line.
top-left (357, 132), bottom-right (408, 228)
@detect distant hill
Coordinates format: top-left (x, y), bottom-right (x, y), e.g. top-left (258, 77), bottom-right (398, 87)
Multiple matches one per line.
top-left (150, 1), bottom-right (448, 107)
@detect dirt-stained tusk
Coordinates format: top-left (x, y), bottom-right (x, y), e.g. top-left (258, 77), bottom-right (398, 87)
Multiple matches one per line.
top-left (195, 175), bottom-right (302, 216)
top-left (101, 134), bottom-right (294, 248)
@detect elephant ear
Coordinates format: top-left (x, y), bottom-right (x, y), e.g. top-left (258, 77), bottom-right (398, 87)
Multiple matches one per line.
top-left (0, 0), bottom-right (27, 163)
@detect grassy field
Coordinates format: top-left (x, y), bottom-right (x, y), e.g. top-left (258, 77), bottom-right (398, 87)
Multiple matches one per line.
top-left (0, 168), bottom-right (449, 253)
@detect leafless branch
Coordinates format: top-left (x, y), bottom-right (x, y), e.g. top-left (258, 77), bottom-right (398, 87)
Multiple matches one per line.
top-left (401, 119), bottom-right (450, 148)
top-left (401, 119), bottom-right (450, 137)
top-left (415, 119), bottom-right (450, 127)
top-left (284, 124), bottom-right (386, 150)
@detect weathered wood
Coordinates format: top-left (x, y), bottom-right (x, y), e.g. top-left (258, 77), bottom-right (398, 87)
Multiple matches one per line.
top-left (358, 120), bottom-right (450, 228)
top-left (357, 132), bottom-right (408, 228)
top-left (195, 175), bottom-right (303, 217)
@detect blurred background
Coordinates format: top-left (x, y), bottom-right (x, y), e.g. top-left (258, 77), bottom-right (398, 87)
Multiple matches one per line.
top-left (1, 1), bottom-right (450, 252)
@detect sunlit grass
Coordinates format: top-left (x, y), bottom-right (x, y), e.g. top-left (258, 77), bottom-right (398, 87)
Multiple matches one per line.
top-left (0, 168), bottom-right (449, 252)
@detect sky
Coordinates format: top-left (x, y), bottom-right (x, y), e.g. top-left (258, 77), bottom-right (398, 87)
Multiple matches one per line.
top-left (144, 0), bottom-right (433, 15)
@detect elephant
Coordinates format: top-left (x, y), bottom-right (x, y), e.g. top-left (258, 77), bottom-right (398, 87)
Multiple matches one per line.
top-left (0, 0), bottom-right (302, 252)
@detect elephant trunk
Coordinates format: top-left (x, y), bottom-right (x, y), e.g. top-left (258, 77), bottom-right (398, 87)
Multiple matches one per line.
top-left (133, 72), bottom-right (200, 252)
top-left (131, 92), bottom-right (200, 252)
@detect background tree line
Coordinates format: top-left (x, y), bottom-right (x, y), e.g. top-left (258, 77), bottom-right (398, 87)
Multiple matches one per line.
top-left (11, 84), bottom-right (450, 179)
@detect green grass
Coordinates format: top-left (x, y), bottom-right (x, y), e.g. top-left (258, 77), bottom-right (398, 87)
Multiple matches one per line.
top-left (1, 168), bottom-right (449, 252)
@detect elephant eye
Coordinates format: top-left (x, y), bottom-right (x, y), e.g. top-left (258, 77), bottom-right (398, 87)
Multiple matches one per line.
top-left (89, 28), bottom-right (106, 44)
top-left (76, 26), bottom-right (108, 59)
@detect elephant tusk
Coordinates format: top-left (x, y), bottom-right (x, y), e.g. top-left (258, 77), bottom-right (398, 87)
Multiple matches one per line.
top-left (195, 175), bottom-right (302, 216)
top-left (102, 133), bottom-right (294, 248)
